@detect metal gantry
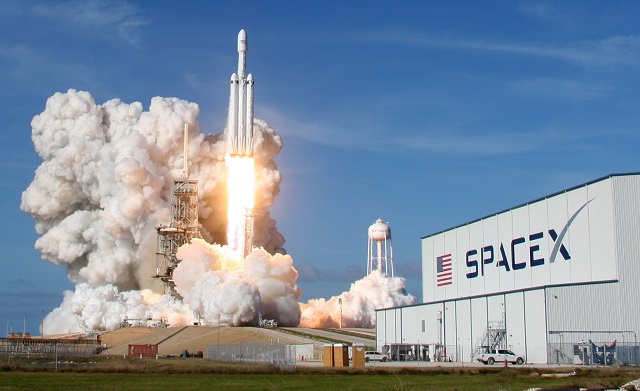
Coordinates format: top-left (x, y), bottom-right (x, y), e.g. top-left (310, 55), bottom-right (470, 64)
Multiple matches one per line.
top-left (154, 178), bottom-right (201, 297)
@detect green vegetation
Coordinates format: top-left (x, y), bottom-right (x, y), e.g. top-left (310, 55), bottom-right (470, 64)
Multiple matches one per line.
top-left (0, 354), bottom-right (638, 390)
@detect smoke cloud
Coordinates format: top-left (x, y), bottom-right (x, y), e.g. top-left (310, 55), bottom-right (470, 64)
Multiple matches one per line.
top-left (22, 89), bottom-right (415, 334)
top-left (299, 270), bottom-right (416, 328)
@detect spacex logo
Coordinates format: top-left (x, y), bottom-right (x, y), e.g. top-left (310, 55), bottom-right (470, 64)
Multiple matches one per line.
top-left (464, 199), bottom-right (592, 279)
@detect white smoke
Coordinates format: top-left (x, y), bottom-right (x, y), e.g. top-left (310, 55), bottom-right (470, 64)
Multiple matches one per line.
top-left (45, 284), bottom-right (196, 333)
top-left (22, 89), bottom-right (285, 333)
top-left (299, 270), bottom-right (417, 328)
top-left (22, 89), bottom-right (415, 334)
top-left (172, 239), bottom-right (301, 326)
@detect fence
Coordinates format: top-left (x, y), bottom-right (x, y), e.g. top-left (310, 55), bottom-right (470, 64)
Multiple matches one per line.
top-left (547, 330), bottom-right (639, 365)
top-left (0, 338), bottom-right (97, 357)
top-left (547, 342), bottom-right (640, 365)
top-left (207, 341), bottom-right (296, 370)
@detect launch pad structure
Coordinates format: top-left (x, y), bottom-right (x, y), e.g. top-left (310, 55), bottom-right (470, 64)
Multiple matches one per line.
top-left (242, 208), bottom-right (255, 259)
top-left (155, 29), bottom-right (259, 296)
top-left (154, 125), bottom-right (201, 297)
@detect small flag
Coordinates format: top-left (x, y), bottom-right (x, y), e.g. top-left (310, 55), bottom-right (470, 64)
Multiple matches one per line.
top-left (437, 254), bottom-right (452, 286)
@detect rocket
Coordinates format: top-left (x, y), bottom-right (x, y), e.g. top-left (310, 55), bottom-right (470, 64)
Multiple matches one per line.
top-left (226, 29), bottom-right (255, 157)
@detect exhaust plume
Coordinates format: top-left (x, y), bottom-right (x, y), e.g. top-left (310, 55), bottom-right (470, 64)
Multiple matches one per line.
top-left (22, 89), bottom-right (415, 333)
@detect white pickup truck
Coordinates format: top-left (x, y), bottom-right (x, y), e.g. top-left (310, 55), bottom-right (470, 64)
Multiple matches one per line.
top-left (477, 349), bottom-right (525, 365)
top-left (364, 351), bottom-right (388, 362)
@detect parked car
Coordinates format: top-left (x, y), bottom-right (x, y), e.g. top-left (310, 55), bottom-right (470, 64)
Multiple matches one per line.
top-left (364, 351), bottom-right (388, 362)
top-left (477, 349), bottom-right (525, 365)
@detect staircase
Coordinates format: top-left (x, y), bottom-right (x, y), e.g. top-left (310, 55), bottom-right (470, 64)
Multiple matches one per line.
top-left (472, 319), bottom-right (506, 359)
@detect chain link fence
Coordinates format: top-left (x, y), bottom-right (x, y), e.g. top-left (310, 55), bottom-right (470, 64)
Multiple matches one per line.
top-left (548, 342), bottom-right (640, 365)
top-left (207, 341), bottom-right (296, 370)
top-left (0, 338), bottom-right (97, 357)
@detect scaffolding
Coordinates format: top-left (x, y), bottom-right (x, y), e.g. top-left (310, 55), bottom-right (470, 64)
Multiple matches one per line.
top-left (154, 178), bottom-right (201, 297)
top-left (242, 208), bottom-right (255, 259)
top-left (153, 125), bottom-right (201, 297)
top-left (473, 317), bottom-right (507, 358)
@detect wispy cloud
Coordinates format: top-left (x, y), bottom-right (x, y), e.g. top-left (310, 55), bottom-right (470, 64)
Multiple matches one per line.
top-left (258, 105), bottom-right (363, 149)
top-left (509, 78), bottom-right (611, 101)
top-left (259, 105), bottom-right (553, 158)
top-left (27, 0), bottom-right (148, 47)
top-left (353, 29), bottom-right (640, 68)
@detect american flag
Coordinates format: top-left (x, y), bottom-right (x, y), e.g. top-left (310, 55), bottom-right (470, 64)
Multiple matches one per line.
top-left (436, 254), bottom-right (452, 287)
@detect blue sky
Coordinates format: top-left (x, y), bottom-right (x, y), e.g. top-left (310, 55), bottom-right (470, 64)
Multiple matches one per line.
top-left (1, 0), bottom-right (639, 334)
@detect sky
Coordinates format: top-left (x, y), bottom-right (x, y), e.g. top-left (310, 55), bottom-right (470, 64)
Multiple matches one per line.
top-left (1, 0), bottom-right (639, 335)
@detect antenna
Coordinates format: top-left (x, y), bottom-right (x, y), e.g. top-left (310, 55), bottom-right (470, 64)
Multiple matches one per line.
top-left (182, 124), bottom-right (189, 179)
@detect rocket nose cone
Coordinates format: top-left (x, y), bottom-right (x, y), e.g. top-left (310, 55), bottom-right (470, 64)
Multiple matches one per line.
top-left (238, 29), bottom-right (247, 53)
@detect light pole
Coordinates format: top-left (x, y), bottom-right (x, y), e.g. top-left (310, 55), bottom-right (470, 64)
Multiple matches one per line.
top-left (217, 314), bottom-right (221, 359)
top-left (338, 298), bottom-right (343, 329)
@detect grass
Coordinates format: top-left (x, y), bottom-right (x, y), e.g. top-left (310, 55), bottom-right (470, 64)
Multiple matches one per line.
top-left (0, 354), bottom-right (639, 390)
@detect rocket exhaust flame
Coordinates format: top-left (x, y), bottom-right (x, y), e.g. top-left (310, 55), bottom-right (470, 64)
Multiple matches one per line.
top-left (20, 29), bottom-right (417, 334)
top-left (226, 156), bottom-right (255, 255)
top-left (225, 30), bottom-right (256, 257)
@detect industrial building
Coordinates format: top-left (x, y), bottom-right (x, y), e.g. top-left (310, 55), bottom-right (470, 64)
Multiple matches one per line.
top-left (376, 173), bottom-right (640, 365)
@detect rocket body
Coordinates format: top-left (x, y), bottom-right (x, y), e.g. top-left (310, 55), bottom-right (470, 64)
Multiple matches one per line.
top-left (226, 29), bottom-right (254, 157)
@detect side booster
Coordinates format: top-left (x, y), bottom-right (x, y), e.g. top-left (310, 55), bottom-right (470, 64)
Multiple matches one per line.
top-left (226, 29), bottom-right (255, 157)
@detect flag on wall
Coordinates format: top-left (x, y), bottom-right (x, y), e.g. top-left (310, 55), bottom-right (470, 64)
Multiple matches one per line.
top-left (436, 254), bottom-right (452, 286)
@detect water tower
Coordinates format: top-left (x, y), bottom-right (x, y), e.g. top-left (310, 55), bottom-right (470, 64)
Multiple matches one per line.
top-left (367, 218), bottom-right (394, 277)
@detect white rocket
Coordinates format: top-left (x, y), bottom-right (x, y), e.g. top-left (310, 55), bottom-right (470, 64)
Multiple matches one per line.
top-left (226, 29), bottom-right (255, 157)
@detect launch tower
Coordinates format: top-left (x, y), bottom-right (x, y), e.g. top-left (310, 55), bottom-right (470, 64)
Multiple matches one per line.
top-left (154, 125), bottom-right (201, 297)
top-left (367, 218), bottom-right (394, 277)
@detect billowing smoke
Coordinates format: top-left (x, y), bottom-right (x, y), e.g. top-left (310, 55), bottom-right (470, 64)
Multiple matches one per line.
top-left (46, 284), bottom-right (195, 332)
top-left (173, 239), bottom-right (301, 326)
top-left (21, 89), bottom-right (415, 334)
top-left (299, 271), bottom-right (416, 328)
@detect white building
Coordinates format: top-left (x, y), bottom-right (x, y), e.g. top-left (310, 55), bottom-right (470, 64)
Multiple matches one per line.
top-left (376, 173), bottom-right (640, 364)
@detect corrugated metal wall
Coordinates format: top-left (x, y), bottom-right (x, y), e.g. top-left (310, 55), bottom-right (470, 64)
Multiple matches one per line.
top-left (546, 175), bottom-right (640, 341)
top-left (378, 174), bottom-right (640, 364)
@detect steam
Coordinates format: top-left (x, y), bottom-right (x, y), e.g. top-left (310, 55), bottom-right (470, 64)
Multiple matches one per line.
top-left (21, 89), bottom-right (415, 334)
top-left (299, 270), bottom-right (416, 328)
top-left (173, 239), bottom-right (301, 326)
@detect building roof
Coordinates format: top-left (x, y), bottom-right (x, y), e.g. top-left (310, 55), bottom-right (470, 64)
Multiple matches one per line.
top-left (421, 172), bottom-right (640, 240)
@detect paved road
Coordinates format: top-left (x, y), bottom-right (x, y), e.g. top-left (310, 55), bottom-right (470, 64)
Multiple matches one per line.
top-left (297, 359), bottom-right (582, 369)
top-left (285, 328), bottom-right (376, 347)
